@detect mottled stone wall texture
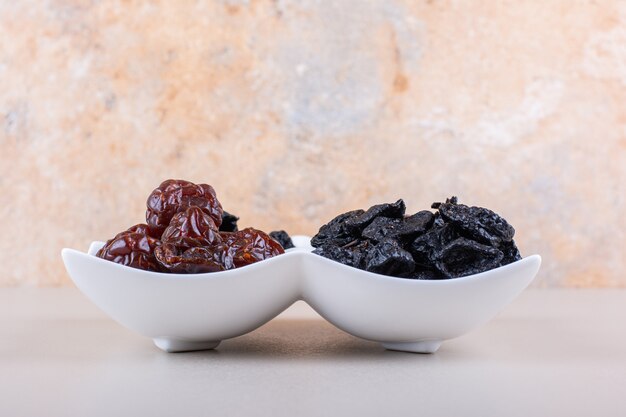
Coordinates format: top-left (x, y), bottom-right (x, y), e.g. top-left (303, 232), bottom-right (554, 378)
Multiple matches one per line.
top-left (1, 0), bottom-right (625, 287)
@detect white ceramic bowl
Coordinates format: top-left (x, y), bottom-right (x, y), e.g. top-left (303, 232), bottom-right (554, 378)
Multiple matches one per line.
top-left (61, 236), bottom-right (540, 353)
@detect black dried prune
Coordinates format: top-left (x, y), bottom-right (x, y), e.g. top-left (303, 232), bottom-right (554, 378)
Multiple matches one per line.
top-left (361, 211), bottom-right (434, 244)
top-left (436, 198), bottom-right (515, 247)
top-left (146, 179), bottom-right (223, 237)
top-left (220, 211), bottom-right (239, 232)
top-left (313, 240), bottom-right (370, 269)
top-left (361, 217), bottom-right (403, 243)
top-left (402, 211), bottom-right (435, 235)
top-left (432, 212), bottom-right (445, 228)
top-left (161, 206), bottom-right (221, 249)
top-left (269, 230), bottom-right (295, 249)
top-left (500, 240), bottom-right (522, 265)
top-left (344, 199), bottom-right (406, 235)
top-left (410, 223), bottom-right (458, 267)
top-left (154, 244), bottom-right (226, 274)
top-left (431, 196), bottom-right (458, 209)
top-left (313, 196), bottom-right (522, 279)
top-left (434, 237), bottom-right (504, 278)
top-left (222, 228), bottom-right (285, 268)
top-left (96, 226), bottom-right (162, 271)
top-left (311, 209), bottom-right (365, 248)
top-left (365, 238), bottom-right (415, 277)
top-left (410, 269), bottom-right (444, 280)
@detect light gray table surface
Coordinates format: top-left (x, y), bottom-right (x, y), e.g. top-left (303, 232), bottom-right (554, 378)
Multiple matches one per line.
top-left (1, 288), bottom-right (625, 417)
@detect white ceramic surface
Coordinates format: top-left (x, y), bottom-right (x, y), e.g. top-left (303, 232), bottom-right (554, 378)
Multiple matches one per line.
top-left (61, 236), bottom-right (541, 353)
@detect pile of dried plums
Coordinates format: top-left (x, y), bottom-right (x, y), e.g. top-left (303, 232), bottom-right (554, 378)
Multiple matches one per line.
top-left (311, 197), bottom-right (521, 279)
top-left (96, 179), bottom-right (294, 273)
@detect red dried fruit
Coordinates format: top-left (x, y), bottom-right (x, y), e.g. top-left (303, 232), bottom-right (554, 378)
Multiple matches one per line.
top-left (222, 228), bottom-right (284, 268)
top-left (154, 244), bottom-right (225, 274)
top-left (96, 225), bottom-right (161, 271)
top-left (120, 223), bottom-right (151, 236)
top-left (146, 179), bottom-right (223, 238)
top-left (161, 206), bottom-right (221, 249)
top-left (96, 180), bottom-right (287, 273)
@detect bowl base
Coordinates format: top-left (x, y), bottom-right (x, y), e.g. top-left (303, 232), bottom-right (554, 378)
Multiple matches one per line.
top-left (153, 338), bottom-right (221, 353)
top-left (381, 340), bottom-right (442, 354)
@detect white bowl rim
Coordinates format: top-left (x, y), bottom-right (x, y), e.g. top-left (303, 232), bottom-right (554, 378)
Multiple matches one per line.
top-left (62, 235), bottom-right (541, 285)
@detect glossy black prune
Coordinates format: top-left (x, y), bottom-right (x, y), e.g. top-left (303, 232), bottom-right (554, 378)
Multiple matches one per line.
top-left (313, 196), bottom-right (522, 280)
top-left (365, 238), bottom-right (415, 277)
top-left (410, 269), bottom-right (444, 280)
top-left (433, 238), bottom-right (504, 278)
top-left (436, 198), bottom-right (515, 247)
top-left (360, 217), bottom-right (403, 243)
top-left (432, 212), bottom-right (445, 228)
top-left (269, 230), bottom-right (295, 249)
top-left (312, 240), bottom-right (370, 269)
top-left (500, 240), bottom-right (522, 266)
top-left (402, 211), bottom-right (435, 236)
top-left (344, 199), bottom-right (406, 235)
top-left (409, 223), bottom-right (458, 267)
top-left (362, 210), bottom-right (435, 243)
top-left (220, 211), bottom-right (239, 232)
top-left (311, 209), bottom-right (365, 248)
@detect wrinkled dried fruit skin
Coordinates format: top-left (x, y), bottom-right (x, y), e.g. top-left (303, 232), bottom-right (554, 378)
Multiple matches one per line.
top-left (146, 179), bottom-right (223, 237)
top-left (361, 210), bottom-right (434, 243)
top-left (96, 180), bottom-right (288, 273)
top-left (222, 228), bottom-right (284, 268)
top-left (344, 199), bottom-right (406, 235)
top-left (361, 217), bottom-right (403, 243)
top-left (220, 211), bottom-right (239, 232)
top-left (113, 223), bottom-right (153, 238)
top-left (154, 244), bottom-right (225, 274)
top-left (401, 211), bottom-right (435, 237)
top-left (500, 240), bottom-right (522, 265)
top-left (410, 269), bottom-right (444, 280)
top-left (409, 223), bottom-right (458, 267)
top-left (269, 230), bottom-right (295, 249)
top-left (434, 237), bottom-right (504, 278)
top-left (161, 206), bottom-right (221, 249)
top-left (311, 209), bottom-right (364, 248)
top-left (432, 212), bottom-right (445, 228)
top-left (312, 245), bottom-right (356, 268)
top-left (210, 242), bottom-right (236, 270)
top-left (96, 227), bottom-right (162, 271)
top-left (313, 196), bottom-right (522, 279)
top-left (365, 238), bottom-right (415, 277)
top-left (437, 200), bottom-right (515, 247)
top-left (313, 241), bottom-right (370, 269)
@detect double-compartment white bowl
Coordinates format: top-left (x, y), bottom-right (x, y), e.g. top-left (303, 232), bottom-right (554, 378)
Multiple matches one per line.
top-left (61, 236), bottom-right (541, 353)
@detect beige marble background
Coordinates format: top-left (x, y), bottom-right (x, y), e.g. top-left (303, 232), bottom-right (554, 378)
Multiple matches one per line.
top-left (1, 0), bottom-right (624, 287)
